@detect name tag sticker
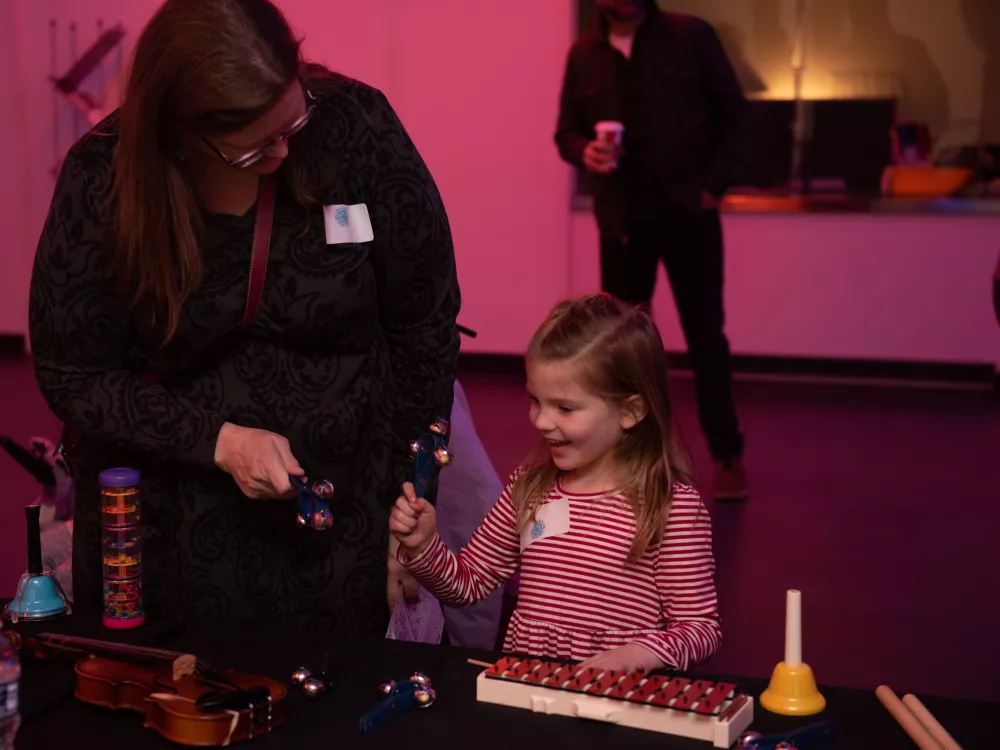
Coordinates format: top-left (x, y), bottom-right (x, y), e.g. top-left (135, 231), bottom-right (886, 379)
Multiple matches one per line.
top-left (520, 498), bottom-right (571, 552)
top-left (323, 203), bottom-right (374, 244)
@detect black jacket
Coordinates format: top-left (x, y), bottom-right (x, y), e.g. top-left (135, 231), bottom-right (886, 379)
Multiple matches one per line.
top-left (555, 5), bottom-right (745, 237)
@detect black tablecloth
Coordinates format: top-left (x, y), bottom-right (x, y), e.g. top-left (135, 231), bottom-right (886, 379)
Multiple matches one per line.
top-left (4, 611), bottom-right (995, 749)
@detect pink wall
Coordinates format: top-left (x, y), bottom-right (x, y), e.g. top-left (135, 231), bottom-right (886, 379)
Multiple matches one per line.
top-left (1, 0), bottom-right (997, 364)
top-left (572, 211), bottom-right (1000, 365)
top-left (0, 0), bottom-right (32, 338)
top-left (0, 0), bottom-right (576, 355)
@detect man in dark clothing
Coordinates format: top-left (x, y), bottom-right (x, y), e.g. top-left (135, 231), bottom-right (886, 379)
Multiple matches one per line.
top-left (555, 0), bottom-right (748, 499)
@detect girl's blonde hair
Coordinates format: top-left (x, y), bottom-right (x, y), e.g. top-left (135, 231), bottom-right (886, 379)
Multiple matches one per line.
top-left (510, 294), bottom-right (694, 562)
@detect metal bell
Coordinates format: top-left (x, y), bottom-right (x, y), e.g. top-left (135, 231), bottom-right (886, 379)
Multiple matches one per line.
top-left (378, 680), bottom-right (396, 696)
top-left (409, 672), bottom-right (431, 688)
top-left (432, 446), bottom-right (452, 467)
top-left (302, 677), bottom-right (326, 701)
top-left (311, 509), bottom-right (334, 530)
top-left (296, 513), bottom-right (309, 528)
top-left (291, 667), bottom-right (311, 687)
top-left (429, 418), bottom-right (449, 437)
top-left (409, 439), bottom-right (422, 455)
top-left (738, 732), bottom-right (762, 749)
top-left (413, 688), bottom-right (436, 707)
top-left (312, 479), bottom-right (334, 500)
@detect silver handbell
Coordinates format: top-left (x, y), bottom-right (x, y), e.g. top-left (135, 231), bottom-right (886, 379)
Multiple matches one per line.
top-left (291, 667), bottom-right (311, 687)
top-left (429, 418), bottom-right (449, 437)
top-left (432, 446), bottom-right (452, 467)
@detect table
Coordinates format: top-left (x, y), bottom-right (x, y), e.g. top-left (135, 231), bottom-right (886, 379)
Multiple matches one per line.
top-left (5, 612), bottom-right (995, 749)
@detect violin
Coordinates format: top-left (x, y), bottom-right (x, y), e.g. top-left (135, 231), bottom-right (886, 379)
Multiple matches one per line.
top-left (23, 632), bottom-right (286, 746)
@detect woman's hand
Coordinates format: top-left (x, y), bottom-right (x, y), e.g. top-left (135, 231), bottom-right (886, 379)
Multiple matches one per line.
top-left (388, 481), bottom-right (437, 557)
top-left (578, 644), bottom-right (665, 673)
top-left (213, 422), bottom-right (303, 499)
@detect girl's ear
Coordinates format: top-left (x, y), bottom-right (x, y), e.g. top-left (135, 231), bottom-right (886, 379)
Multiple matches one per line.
top-left (620, 394), bottom-right (647, 430)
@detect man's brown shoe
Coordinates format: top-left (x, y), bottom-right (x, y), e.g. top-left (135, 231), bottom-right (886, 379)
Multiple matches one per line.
top-left (714, 458), bottom-right (748, 500)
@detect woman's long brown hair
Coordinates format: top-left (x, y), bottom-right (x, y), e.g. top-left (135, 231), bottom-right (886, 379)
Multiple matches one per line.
top-left (112, 0), bottom-right (329, 343)
top-left (509, 294), bottom-right (696, 562)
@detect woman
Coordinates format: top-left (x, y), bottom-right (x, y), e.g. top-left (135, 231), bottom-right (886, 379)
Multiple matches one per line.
top-left (28, 0), bottom-right (460, 636)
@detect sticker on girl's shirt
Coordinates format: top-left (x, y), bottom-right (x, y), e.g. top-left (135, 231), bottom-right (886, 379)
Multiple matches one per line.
top-left (520, 497), bottom-right (571, 552)
top-left (323, 203), bottom-right (374, 244)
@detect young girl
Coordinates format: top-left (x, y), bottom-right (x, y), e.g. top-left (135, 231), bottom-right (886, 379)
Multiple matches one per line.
top-left (390, 294), bottom-right (721, 672)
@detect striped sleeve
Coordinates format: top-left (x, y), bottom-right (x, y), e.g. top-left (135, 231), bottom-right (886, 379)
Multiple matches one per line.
top-left (398, 473), bottom-right (522, 607)
top-left (631, 487), bottom-right (722, 670)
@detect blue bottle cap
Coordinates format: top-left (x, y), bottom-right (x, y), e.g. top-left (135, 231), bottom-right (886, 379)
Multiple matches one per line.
top-left (98, 467), bottom-right (141, 488)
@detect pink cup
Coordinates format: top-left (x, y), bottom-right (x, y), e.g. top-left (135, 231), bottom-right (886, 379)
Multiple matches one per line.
top-left (594, 121), bottom-right (625, 168)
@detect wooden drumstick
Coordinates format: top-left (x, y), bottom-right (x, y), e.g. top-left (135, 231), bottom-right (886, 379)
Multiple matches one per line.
top-left (903, 694), bottom-right (963, 750)
top-left (876, 685), bottom-right (943, 750)
top-left (467, 659), bottom-right (493, 669)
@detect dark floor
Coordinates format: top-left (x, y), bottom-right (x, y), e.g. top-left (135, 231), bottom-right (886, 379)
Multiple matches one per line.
top-left (2, 353), bottom-right (998, 702)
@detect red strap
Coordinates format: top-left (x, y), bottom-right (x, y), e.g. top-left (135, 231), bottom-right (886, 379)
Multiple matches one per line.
top-left (242, 175), bottom-right (276, 333)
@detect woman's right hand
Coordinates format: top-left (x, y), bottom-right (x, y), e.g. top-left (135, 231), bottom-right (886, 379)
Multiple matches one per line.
top-left (389, 482), bottom-right (437, 557)
top-left (214, 422), bottom-right (303, 499)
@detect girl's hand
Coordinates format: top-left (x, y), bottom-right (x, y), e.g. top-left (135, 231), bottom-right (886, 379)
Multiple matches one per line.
top-left (387, 536), bottom-right (420, 613)
top-left (214, 422), bottom-right (303, 499)
top-left (578, 644), bottom-right (665, 673)
top-left (388, 481), bottom-right (437, 557)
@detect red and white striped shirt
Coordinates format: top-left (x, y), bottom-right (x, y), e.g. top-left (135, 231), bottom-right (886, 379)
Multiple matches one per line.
top-left (400, 472), bottom-right (721, 670)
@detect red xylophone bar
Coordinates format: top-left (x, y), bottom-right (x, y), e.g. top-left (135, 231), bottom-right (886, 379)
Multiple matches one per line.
top-left (484, 658), bottom-right (740, 716)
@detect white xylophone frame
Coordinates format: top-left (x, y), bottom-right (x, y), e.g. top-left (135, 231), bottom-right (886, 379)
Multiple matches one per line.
top-left (475, 657), bottom-right (755, 748)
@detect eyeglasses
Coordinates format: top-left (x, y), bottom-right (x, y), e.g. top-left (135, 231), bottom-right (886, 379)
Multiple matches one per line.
top-left (203, 88), bottom-right (316, 169)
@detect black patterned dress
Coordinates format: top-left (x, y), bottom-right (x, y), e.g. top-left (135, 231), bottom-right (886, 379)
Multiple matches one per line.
top-left (27, 75), bottom-right (461, 636)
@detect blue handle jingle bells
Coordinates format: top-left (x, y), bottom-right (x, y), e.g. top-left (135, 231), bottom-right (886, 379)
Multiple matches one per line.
top-left (290, 475), bottom-right (335, 531)
top-left (359, 673), bottom-right (436, 733)
top-left (291, 418), bottom-right (452, 533)
top-left (738, 720), bottom-right (834, 750)
top-left (409, 418), bottom-right (452, 497)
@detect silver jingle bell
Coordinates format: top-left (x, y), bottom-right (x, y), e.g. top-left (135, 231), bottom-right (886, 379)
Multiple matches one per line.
top-left (409, 439), bottom-right (422, 456)
top-left (291, 667), bottom-right (311, 687)
top-left (432, 446), bottom-right (452, 467)
top-left (378, 680), bottom-right (396, 696)
top-left (413, 687), bottom-right (436, 708)
top-left (409, 672), bottom-right (431, 688)
top-left (737, 732), bottom-right (762, 749)
top-left (311, 508), bottom-right (334, 530)
top-left (429, 418), bottom-right (449, 437)
top-left (296, 513), bottom-right (309, 528)
top-left (312, 479), bottom-right (335, 500)
top-left (302, 677), bottom-right (326, 701)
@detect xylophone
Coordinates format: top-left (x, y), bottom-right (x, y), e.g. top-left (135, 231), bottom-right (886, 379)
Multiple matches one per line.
top-left (475, 656), bottom-right (754, 748)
